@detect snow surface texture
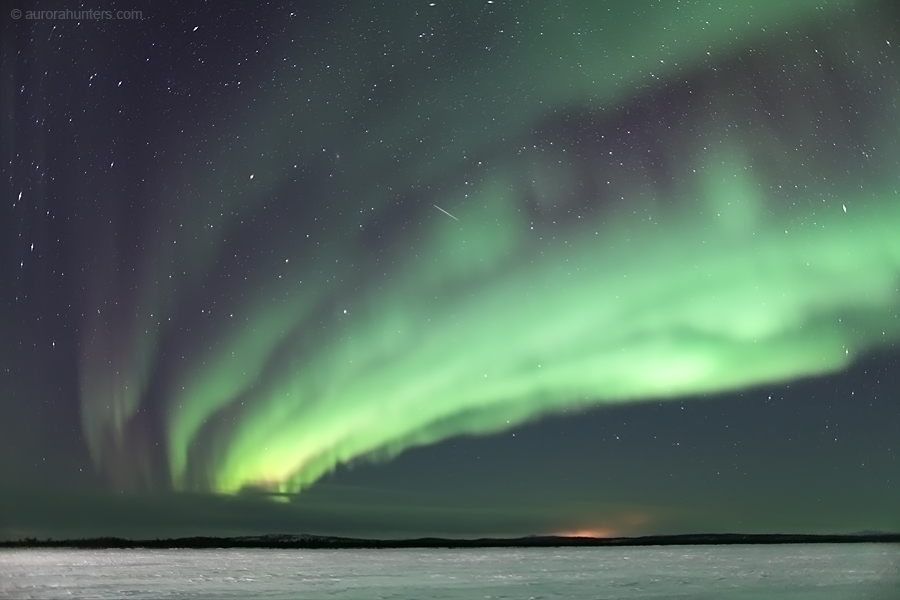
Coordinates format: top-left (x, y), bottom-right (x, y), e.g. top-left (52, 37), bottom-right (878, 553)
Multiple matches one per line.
top-left (1, 544), bottom-right (898, 599)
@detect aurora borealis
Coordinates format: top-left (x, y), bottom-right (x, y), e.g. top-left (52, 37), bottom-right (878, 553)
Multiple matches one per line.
top-left (2, 0), bottom-right (899, 539)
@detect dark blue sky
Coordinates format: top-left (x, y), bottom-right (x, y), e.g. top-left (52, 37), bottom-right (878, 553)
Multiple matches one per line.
top-left (2, 0), bottom-right (898, 539)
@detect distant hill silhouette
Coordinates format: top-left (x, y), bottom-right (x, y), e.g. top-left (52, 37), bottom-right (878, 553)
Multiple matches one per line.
top-left (2, 532), bottom-right (898, 549)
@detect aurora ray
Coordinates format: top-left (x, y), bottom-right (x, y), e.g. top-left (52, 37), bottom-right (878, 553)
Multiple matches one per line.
top-left (67, 0), bottom-right (899, 496)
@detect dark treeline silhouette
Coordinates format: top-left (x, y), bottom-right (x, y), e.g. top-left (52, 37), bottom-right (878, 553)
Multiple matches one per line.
top-left (2, 533), bottom-right (898, 549)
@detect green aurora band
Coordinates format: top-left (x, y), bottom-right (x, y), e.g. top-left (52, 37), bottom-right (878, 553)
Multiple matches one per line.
top-left (209, 188), bottom-right (900, 495)
top-left (76, 0), bottom-right (900, 494)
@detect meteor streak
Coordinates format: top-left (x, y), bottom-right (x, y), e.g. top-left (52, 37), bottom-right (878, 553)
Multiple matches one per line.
top-left (433, 204), bottom-right (459, 221)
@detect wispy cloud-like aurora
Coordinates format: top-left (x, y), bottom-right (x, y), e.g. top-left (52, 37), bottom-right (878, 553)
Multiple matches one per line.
top-left (75, 0), bottom-right (900, 495)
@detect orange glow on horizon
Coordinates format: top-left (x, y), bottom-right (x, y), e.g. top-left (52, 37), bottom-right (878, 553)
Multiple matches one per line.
top-left (556, 527), bottom-right (616, 538)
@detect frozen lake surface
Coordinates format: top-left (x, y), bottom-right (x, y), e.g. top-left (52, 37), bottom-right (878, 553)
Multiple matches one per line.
top-left (2, 544), bottom-right (897, 599)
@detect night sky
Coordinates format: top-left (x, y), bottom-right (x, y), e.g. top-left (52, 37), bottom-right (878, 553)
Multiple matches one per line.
top-left (2, 0), bottom-right (898, 540)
